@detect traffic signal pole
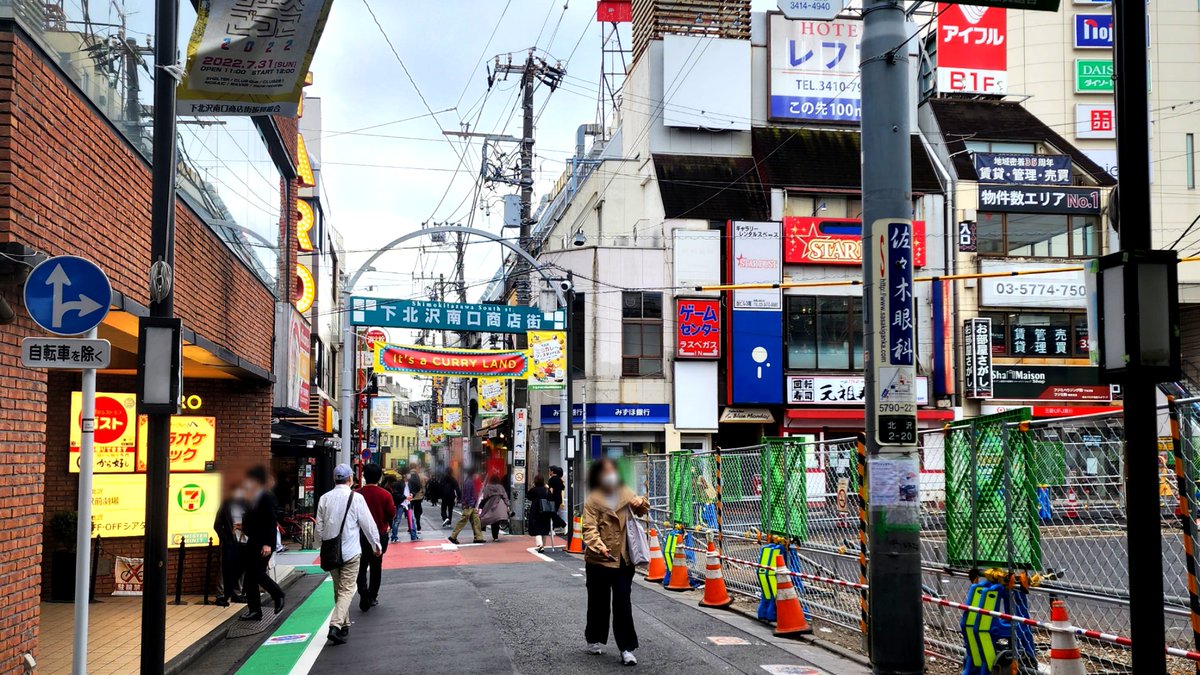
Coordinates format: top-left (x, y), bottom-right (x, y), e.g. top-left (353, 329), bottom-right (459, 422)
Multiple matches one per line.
top-left (860, 1), bottom-right (923, 673)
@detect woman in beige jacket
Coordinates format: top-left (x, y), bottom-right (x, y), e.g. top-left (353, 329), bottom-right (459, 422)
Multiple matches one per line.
top-left (581, 457), bottom-right (650, 666)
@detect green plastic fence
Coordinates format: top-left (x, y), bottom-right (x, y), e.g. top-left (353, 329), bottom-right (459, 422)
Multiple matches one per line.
top-left (761, 437), bottom-right (808, 541)
top-left (945, 409), bottom-right (1042, 570)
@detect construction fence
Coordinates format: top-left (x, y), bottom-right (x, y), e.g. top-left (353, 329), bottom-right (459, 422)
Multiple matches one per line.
top-left (628, 397), bottom-right (1200, 672)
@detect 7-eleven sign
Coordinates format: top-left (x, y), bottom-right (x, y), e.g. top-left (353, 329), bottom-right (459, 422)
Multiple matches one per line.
top-left (176, 483), bottom-right (207, 512)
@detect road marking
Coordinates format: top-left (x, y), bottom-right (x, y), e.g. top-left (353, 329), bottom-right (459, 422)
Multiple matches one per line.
top-left (760, 666), bottom-right (828, 675)
top-left (289, 610), bottom-right (333, 675)
top-left (572, 573), bottom-right (584, 577)
top-left (264, 634), bottom-right (310, 646)
top-left (526, 546), bottom-right (554, 562)
top-left (237, 577), bottom-right (333, 675)
top-left (707, 636), bottom-right (750, 645)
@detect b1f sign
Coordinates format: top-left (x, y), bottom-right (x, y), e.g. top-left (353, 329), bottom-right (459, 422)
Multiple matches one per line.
top-left (937, 4), bottom-right (1007, 96)
top-left (1074, 14), bottom-right (1113, 49)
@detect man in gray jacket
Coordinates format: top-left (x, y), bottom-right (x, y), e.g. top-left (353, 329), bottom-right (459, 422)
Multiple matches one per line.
top-left (316, 463), bottom-right (381, 644)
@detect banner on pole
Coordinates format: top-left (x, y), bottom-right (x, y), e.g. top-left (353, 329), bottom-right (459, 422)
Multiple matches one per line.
top-left (373, 343), bottom-right (530, 379)
top-left (528, 331), bottom-right (567, 390)
top-left (177, 0), bottom-right (335, 116)
top-left (478, 377), bottom-right (509, 418)
top-left (443, 407), bottom-right (463, 436)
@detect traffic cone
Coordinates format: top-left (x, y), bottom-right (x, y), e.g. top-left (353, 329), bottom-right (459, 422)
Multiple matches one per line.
top-left (772, 553), bottom-right (812, 637)
top-left (698, 541), bottom-right (733, 609)
top-left (567, 516), bottom-right (584, 554)
top-left (1065, 489), bottom-right (1078, 519)
top-left (665, 533), bottom-right (691, 591)
top-left (645, 529), bottom-right (667, 582)
top-left (1049, 599), bottom-right (1085, 674)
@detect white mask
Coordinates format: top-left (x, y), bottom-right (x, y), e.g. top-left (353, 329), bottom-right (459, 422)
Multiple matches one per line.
top-left (601, 473), bottom-right (619, 488)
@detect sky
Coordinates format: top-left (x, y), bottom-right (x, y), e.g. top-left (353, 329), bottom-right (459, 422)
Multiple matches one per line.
top-left (306, 0), bottom-right (780, 324)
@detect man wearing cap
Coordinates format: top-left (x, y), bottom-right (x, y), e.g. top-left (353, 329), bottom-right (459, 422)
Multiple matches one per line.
top-left (316, 463), bottom-right (381, 645)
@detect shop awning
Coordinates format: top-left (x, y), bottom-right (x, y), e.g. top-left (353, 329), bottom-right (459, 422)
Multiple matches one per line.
top-left (785, 408), bottom-right (954, 425)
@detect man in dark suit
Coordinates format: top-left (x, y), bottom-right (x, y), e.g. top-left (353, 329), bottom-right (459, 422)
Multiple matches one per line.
top-left (240, 465), bottom-right (284, 620)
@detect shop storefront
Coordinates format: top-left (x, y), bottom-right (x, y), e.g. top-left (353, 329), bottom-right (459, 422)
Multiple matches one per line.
top-left (539, 403), bottom-right (671, 461)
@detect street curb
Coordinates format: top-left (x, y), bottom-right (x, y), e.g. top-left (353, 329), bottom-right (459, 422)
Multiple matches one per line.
top-left (164, 567), bottom-right (310, 675)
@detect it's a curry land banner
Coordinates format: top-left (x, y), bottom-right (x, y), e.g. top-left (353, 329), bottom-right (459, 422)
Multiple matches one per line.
top-left (478, 377), bottom-right (508, 418)
top-left (350, 297), bottom-right (563, 334)
top-left (528, 331), bottom-right (567, 391)
top-left (91, 473), bottom-right (221, 545)
top-left (177, 0), bottom-right (335, 116)
top-left (374, 343), bottom-right (530, 379)
top-left (443, 407), bottom-right (463, 436)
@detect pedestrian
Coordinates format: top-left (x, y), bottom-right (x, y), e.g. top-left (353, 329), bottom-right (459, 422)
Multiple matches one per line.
top-left (426, 471), bottom-right (442, 508)
top-left (213, 485), bottom-right (248, 606)
top-left (525, 475), bottom-right (553, 552)
top-left (441, 468), bottom-right (461, 527)
top-left (239, 465), bottom-right (285, 621)
top-left (407, 466), bottom-right (425, 533)
top-left (388, 476), bottom-right (406, 543)
top-left (448, 469), bottom-right (484, 544)
top-left (548, 465), bottom-right (568, 534)
top-left (479, 473), bottom-right (512, 542)
top-left (316, 463), bottom-right (381, 645)
top-left (581, 457), bottom-right (649, 666)
top-left (399, 478), bottom-right (419, 541)
top-left (355, 463), bottom-right (395, 612)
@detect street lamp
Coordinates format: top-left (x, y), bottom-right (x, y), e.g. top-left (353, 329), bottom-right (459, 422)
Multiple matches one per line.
top-left (1097, 249), bottom-right (1181, 382)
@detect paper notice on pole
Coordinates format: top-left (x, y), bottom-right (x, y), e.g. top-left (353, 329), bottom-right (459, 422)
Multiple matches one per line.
top-left (868, 456), bottom-right (920, 527)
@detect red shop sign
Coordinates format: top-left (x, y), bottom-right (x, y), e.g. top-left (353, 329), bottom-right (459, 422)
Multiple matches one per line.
top-left (676, 298), bottom-right (721, 359)
top-left (784, 217), bottom-right (926, 267)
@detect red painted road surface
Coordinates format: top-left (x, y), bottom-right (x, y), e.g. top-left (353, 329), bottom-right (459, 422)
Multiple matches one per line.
top-left (311, 535), bottom-right (547, 570)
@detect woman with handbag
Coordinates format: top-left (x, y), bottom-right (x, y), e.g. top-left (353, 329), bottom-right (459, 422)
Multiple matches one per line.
top-left (581, 457), bottom-right (650, 666)
top-left (478, 473), bottom-right (512, 542)
top-left (525, 475), bottom-right (554, 552)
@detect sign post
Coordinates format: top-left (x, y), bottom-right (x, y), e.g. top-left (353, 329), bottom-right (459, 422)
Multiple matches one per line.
top-left (22, 255), bottom-right (112, 675)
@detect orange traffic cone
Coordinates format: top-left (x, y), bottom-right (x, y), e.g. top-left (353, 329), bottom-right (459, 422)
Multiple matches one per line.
top-left (645, 529), bottom-right (667, 582)
top-left (1065, 489), bottom-right (1078, 519)
top-left (772, 553), bottom-right (812, 637)
top-left (665, 533), bottom-right (691, 591)
top-left (1049, 599), bottom-right (1085, 675)
top-left (567, 516), bottom-right (584, 554)
top-left (698, 541), bottom-right (733, 609)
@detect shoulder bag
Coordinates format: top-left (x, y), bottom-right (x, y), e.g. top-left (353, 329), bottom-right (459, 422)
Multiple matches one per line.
top-left (320, 493), bottom-right (355, 571)
top-left (625, 507), bottom-right (650, 565)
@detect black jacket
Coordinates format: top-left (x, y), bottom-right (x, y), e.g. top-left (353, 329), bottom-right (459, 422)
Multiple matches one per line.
top-left (442, 476), bottom-right (461, 504)
top-left (547, 475), bottom-right (565, 508)
top-left (242, 490), bottom-right (278, 549)
top-left (213, 497), bottom-right (245, 546)
top-left (525, 486), bottom-right (553, 536)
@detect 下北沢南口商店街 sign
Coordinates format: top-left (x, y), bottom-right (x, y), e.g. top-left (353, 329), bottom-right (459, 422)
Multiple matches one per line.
top-left (374, 343), bottom-right (530, 379)
top-left (350, 297), bottom-right (561, 334)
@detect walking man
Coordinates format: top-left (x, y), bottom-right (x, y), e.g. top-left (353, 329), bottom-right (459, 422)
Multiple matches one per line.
top-left (356, 463), bottom-right (395, 612)
top-left (407, 466), bottom-right (425, 533)
top-left (213, 484), bottom-right (248, 606)
top-left (441, 469), bottom-right (461, 526)
top-left (317, 463), bottom-right (380, 644)
top-left (448, 469), bottom-right (484, 544)
top-left (240, 466), bottom-right (284, 621)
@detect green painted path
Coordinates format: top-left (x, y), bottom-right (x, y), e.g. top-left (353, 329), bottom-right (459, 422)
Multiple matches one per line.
top-left (236, 573), bottom-right (332, 675)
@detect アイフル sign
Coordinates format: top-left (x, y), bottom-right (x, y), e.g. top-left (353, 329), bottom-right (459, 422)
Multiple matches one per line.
top-left (937, 4), bottom-right (1007, 95)
top-left (676, 298), bottom-right (721, 359)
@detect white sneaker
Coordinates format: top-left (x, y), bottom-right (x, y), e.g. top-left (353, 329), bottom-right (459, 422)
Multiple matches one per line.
top-left (587, 643), bottom-right (604, 655)
top-left (621, 651), bottom-right (637, 666)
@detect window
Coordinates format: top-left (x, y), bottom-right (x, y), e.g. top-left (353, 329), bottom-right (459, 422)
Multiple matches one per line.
top-left (621, 292), bottom-right (663, 376)
top-left (571, 293), bottom-right (586, 378)
top-left (976, 213), bottom-right (1098, 257)
top-left (1188, 133), bottom-right (1196, 190)
top-left (964, 141), bottom-right (1038, 155)
top-left (787, 296), bottom-right (864, 370)
top-left (981, 312), bottom-right (1090, 358)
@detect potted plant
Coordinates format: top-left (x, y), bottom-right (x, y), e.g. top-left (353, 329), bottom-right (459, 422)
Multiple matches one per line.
top-left (48, 511), bottom-right (78, 602)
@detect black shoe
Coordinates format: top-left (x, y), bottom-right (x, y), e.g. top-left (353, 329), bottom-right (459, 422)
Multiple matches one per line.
top-left (370, 597), bottom-right (379, 607)
top-left (231, 594), bottom-right (248, 604)
top-left (239, 612), bottom-right (263, 622)
top-left (328, 626), bottom-right (347, 645)
top-left (448, 536), bottom-right (459, 545)
top-left (274, 596), bottom-right (285, 614)
top-left (360, 595), bottom-right (371, 612)
top-left (214, 597), bottom-right (229, 607)
top-left (473, 539), bottom-right (486, 544)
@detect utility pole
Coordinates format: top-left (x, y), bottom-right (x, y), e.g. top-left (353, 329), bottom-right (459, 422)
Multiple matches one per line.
top-left (859, 1), bottom-right (922, 673)
top-left (1112, 0), bottom-right (1164, 668)
top-left (141, 0), bottom-right (178, 671)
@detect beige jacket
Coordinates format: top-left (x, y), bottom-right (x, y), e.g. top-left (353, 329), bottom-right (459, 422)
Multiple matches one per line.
top-left (581, 487), bottom-right (649, 568)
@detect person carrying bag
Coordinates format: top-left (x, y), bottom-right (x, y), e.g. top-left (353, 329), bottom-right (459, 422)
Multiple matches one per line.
top-left (316, 464), bottom-right (380, 645)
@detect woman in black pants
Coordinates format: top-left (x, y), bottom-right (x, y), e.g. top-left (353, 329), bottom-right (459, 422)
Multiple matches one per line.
top-left (581, 458), bottom-right (649, 666)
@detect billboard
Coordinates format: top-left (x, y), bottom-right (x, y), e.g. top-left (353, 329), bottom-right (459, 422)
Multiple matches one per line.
top-left (973, 153), bottom-right (1071, 185)
top-left (1075, 103), bottom-right (1115, 139)
top-left (676, 298), bottom-right (721, 359)
top-left (478, 378), bottom-right (509, 418)
top-left (70, 391), bottom-right (137, 473)
top-left (91, 473), bottom-right (220, 545)
top-left (1075, 59), bottom-right (1113, 93)
top-left (177, 0), bottom-right (335, 116)
top-left (991, 365), bottom-right (1111, 401)
top-left (937, 4), bottom-right (1007, 95)
top-left (784, 218), bottom-right (926, 267)
top-left (788, 375), bottom-right (929, 406)
top-left (443, 407), bottom-right (463, 437)
top-left (673, 230), bottom-right (722, 291)
top-left (963, 318), bottom-right (994, 399)
top-left (729, 310), bottom-right (784, 405)
top-left (370, 397), bottom-right (394, 429)
top-left (528, 331), bottom-right (567, 390)
top-left (274, 303), bottom-right (311, 414)
top-left (768, 16), bottom-right (862, 123)
top-left (730, 221), bottom-right (782, 311)
top-left (1074, 14), bottom-right (1113, 49)
top-left (134, 416), bottom-right (216, 473)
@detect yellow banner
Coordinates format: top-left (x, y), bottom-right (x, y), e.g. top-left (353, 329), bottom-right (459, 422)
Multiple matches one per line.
top-left (478, 377), bottom-right (508, 418)
top-left (429, 423), bottom-right (446, 445)
top-left (444, 407), bottom-right (463, 436)
top-left (91, 473), bottom-right (221, 545)
top-left (528, 331), bottom-right (567, 390)
top-left (70, 392), bottom-right (137, 474)
top-left (135, 416), bottom-right (217, 473)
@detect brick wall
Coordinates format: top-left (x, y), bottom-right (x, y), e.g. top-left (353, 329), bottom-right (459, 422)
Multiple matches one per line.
top-left (0, 29), bottom-right (279, 670)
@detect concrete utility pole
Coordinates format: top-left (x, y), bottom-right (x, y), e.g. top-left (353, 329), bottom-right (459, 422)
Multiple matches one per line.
top-left (859, 1), bottom-right (922, 673)
top-left (141, 0), bottom-right (178, 671)
top-left (1112, 0), bottom-right (1164, 668)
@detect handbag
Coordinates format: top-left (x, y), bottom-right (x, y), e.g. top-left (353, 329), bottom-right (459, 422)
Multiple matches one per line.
top-left (320, 493), bottom-right (355, 571)
top-left (538, 498), bottom-right (556, 514)
top-left (625, 507), bottom-right (650, 566)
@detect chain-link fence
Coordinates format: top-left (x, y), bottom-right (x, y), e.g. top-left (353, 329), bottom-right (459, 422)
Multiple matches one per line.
top-left (626, 398), bottom-right (1200, 671)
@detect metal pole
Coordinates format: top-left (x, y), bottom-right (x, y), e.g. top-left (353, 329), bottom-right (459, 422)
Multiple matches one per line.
top-left (73, 327), bottom-right (98, 675)
top-left (1113, 0), bottom-right (1165, 666)
top-left (142, 0), bottom-right (178, 668)
top-left (562, 275), bottom-right (574, 534)
top-left (860, 0), bottom-right (922, 671)
top-left (339, 289), bottom-right (353, 466)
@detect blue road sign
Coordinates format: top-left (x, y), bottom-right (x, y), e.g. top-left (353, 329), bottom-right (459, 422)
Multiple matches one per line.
top-left (23, 256), bottom-right (111, 336)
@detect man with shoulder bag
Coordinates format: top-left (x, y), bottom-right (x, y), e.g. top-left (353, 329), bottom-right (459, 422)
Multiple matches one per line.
top-left (316, 463), bottom-right (381, 645)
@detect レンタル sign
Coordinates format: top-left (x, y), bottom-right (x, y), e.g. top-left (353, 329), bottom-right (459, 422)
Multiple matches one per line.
top-left (351, 297), bottom-right (559, 334)
top-left (91, 473), bottom-right (220, 544)
top-left (973, 153), bottom-right (1071, 185)
top-left (977, 186), bottom-right (1101, 215)
top-left (730, 221), bottom-right (782, 311)
top-left (768, 16), bottom-right (862, 123)
top-left (676, 298), bottom-right (721, 359)
top-left (937, 4), bottom-right (1007, 95)
top-left (374, 344), bottom-right (530, 379)
top-left (177, 0), bottom-right (335, 116)
top-left (784, 218), bottom-right (927, 267)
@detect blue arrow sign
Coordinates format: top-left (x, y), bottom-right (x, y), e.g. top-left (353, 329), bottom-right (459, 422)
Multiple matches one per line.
top-left (24, 256), bottom-right (111, 336)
